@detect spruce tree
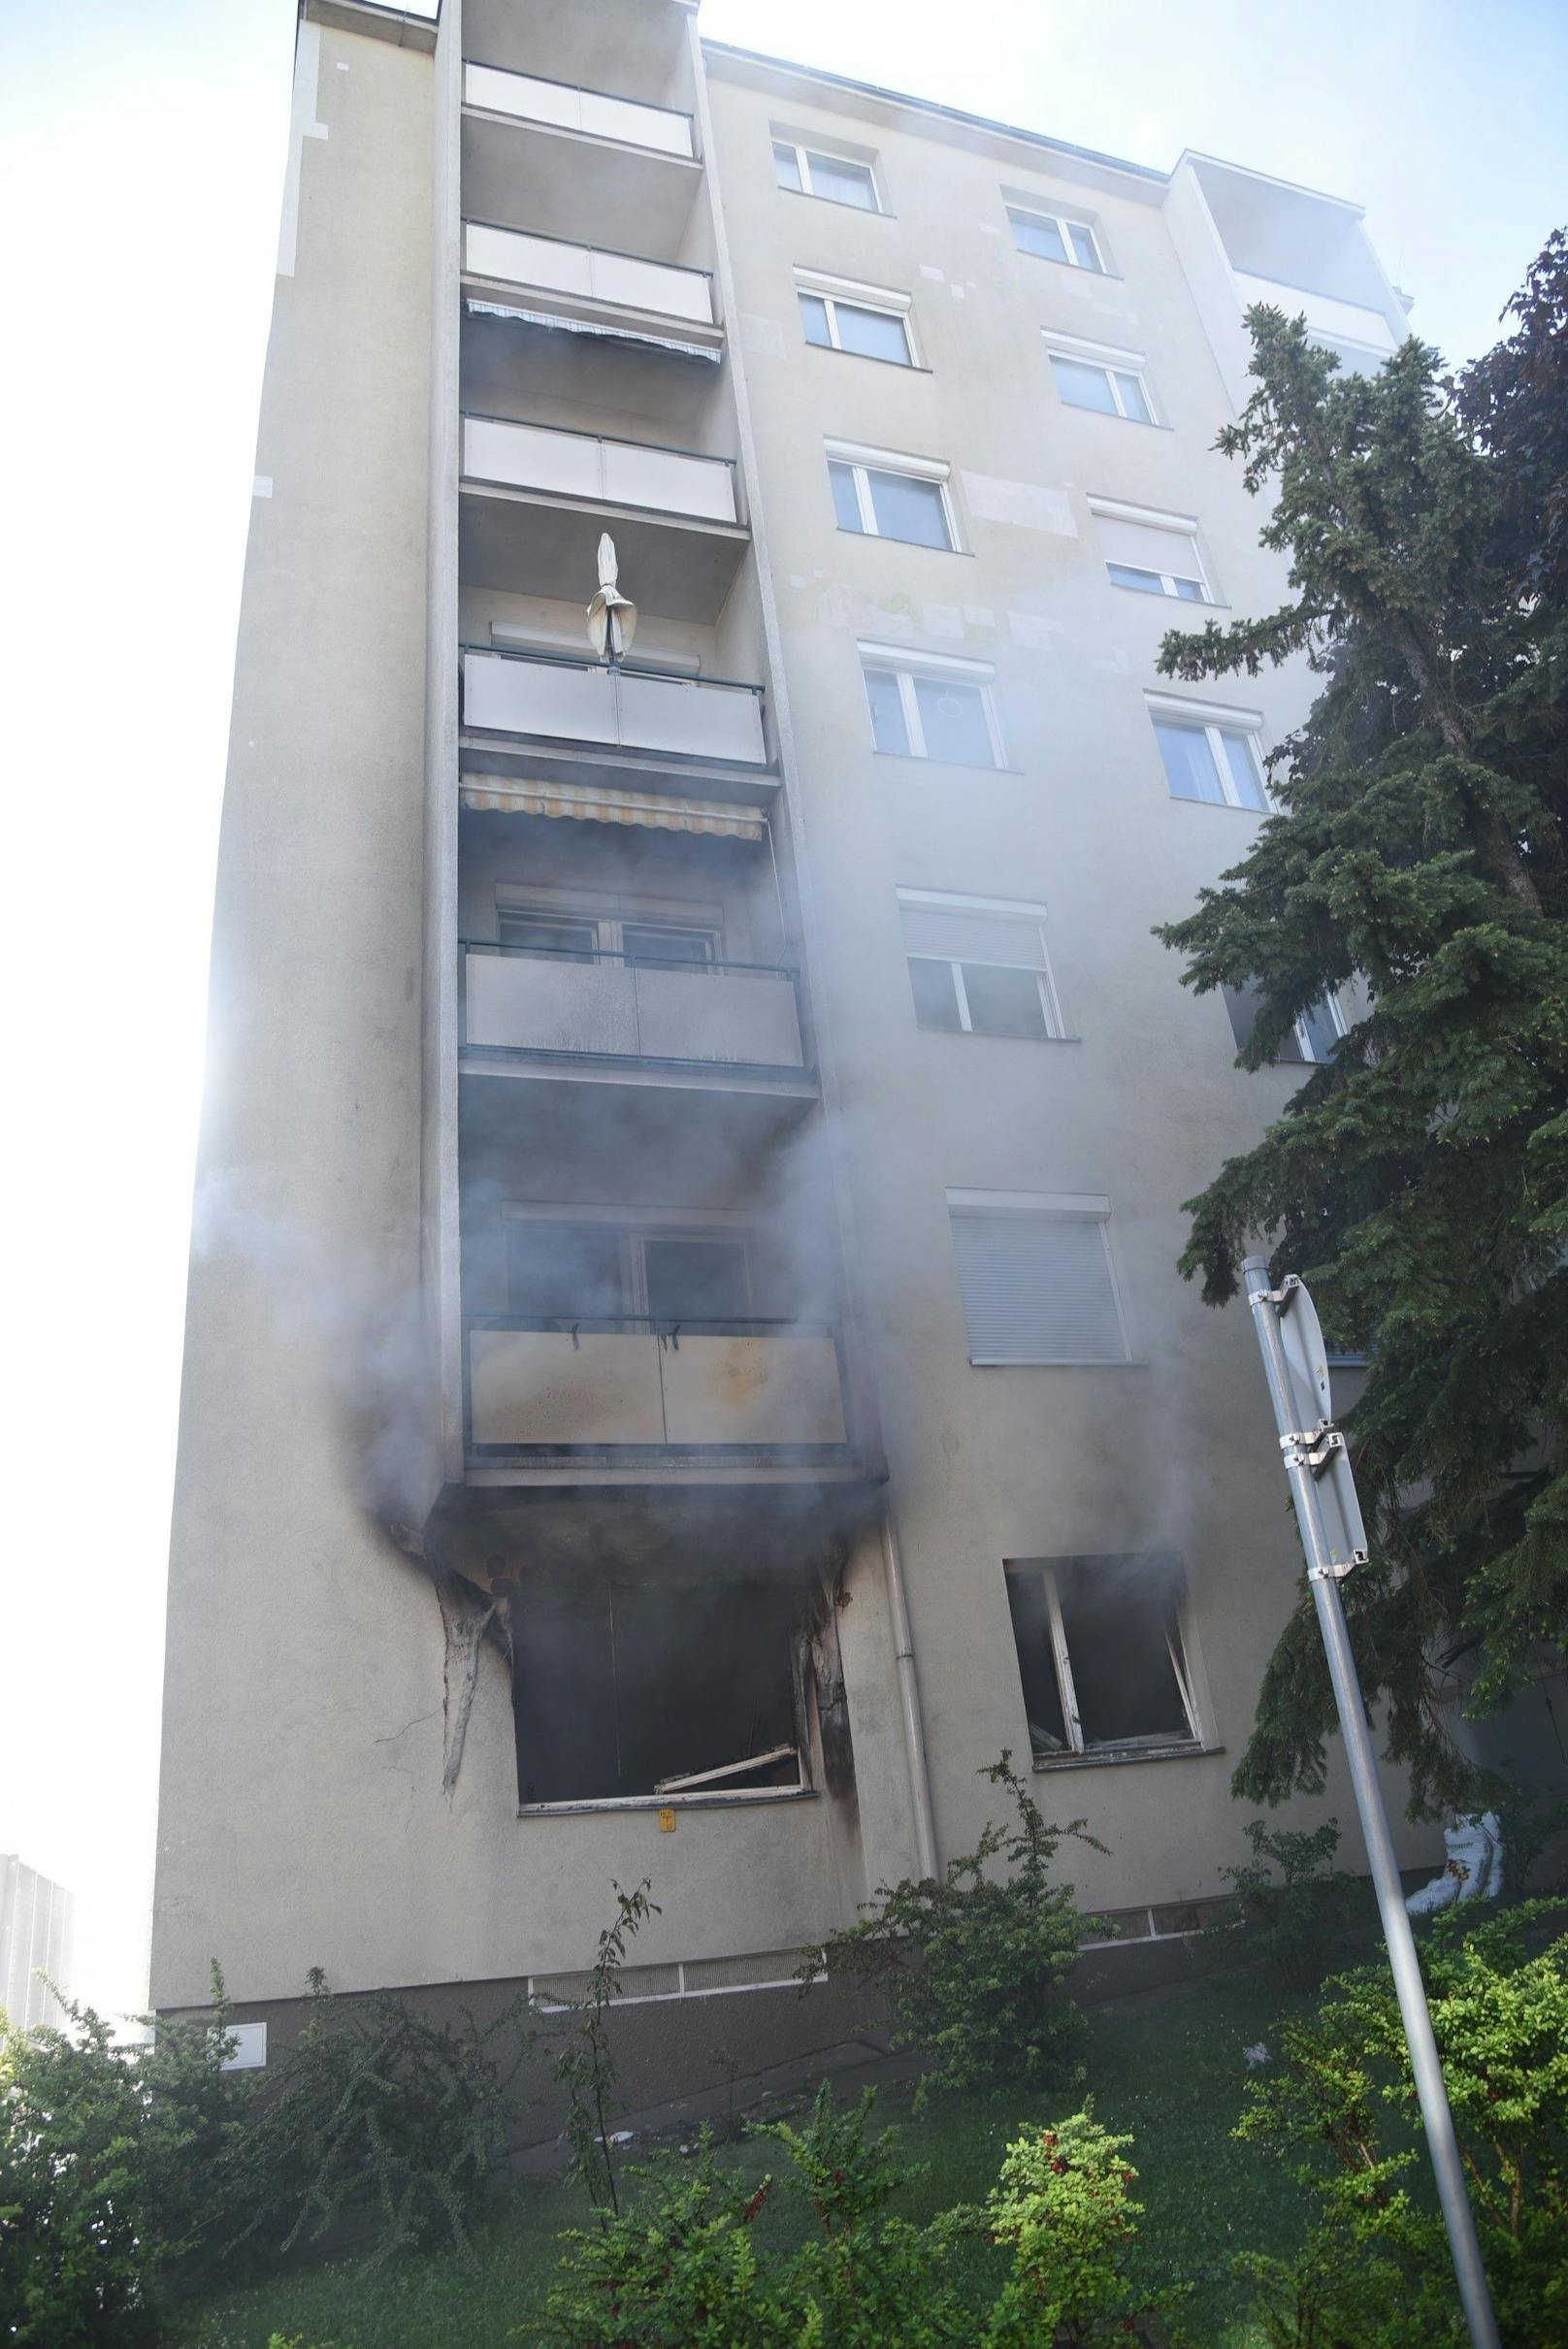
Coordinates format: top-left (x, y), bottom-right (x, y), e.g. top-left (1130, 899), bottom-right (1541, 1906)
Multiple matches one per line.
top-left (1155, 251), bottom-right (1568, 1813)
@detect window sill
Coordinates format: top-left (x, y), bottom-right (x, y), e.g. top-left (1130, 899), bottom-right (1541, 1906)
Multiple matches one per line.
top-left (780, 186), bottom-right (893, 216)
top-left (917, 1028), bottom-right (1082, 1045)
top-left (1033, 1743), bottom-right (1222, 1773)
top-left (836, 526), bottom-right (971, 555)
top-left (969, 1354), bottom-right (1147, 1368)
top-left (805, 347), bottom-right (933, 374)
top-left (872, 751), bottom-right (1021, 775)
top-left (1109, 585), bottom-right (1227, 610)
top-left (517, 1786), bottom-right (815, 1818)
top-left (1055, 408), bottom-right (1173, 431)
top-left (1017, 253), bottom-right (1123, 282)
top-left (1168, 794), bottom-right (1268, 815)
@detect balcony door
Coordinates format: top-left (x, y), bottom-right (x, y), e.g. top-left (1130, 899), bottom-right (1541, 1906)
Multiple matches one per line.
top-left (496, 895), bottom-right (721, 967)
top-left (506, 1215), bottom-right (752, 1327)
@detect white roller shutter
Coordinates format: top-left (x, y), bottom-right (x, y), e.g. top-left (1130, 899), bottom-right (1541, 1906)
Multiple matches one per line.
top-left (1095, 511), bottom-right (1202, 579)
top-left (950, 1211), bottom-right (1128, 1364)
top-left (898, 903), bottom-right (1046, 967)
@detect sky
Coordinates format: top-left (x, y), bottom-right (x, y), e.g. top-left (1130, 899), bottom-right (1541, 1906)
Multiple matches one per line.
top-left (0, 0), bottom-right (1562, 2020)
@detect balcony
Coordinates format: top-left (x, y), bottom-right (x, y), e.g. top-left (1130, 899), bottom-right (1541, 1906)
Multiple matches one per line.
top-left (460, 416), bottom-right (746, 623)
top-left (1229, 271), bottom-right (1396, 367)
top-left (462, 63), bottom-right (702, 252)
top-left (463, 221), bottom-right (717, 341)
top-left (466, 1319), bottom-right (849, 1452)
top-left (461, 647), bottom-right (768, 767)
top-left (465, 62), bottom-right (694, 156)
top-left (462, 942), bottom-right (804, 1072)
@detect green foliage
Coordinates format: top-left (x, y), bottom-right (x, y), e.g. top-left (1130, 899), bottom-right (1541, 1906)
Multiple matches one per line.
top-left (1152, 250), bottom-right (1568, 1814)
top-left (981, 2107), bottom-right (1157, 2348)
top-left (0, 1971), bottom-right (263, 2346)
top-left (548, 1877), bottom-right (659, 2219)
top-left (1212, 1818), bottom-right (1366, 1990)
top-left (257, 1969), bottom-right (537, 2268)
top-left (810, 1753), bottom-right (1108, 2109)
top-left (1233, 1902), bottom-right (1568, 2345)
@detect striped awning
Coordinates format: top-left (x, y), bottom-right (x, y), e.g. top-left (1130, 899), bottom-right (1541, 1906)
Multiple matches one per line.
top-left (459, 772), bottom-right (765, 842)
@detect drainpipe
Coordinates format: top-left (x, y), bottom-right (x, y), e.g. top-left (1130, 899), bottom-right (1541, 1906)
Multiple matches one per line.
top-left (881, 1509), bottom-right (938, 1880)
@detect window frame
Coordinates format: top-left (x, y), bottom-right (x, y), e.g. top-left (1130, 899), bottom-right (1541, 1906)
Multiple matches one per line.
top-left (797, 272), bottom-right (918, 366)
top-left (859, 641), bottom-right (1005, 768)
top-left (494, 888), bottom-right (725, 963)
top-left (1006, 1556), bottom-right (1203, 1762)
top-left (773, 137), bottom-right (882, 212)
top-left (946, 1188), bottom-right (1135, 1367)
top-left (1145, 697), bottom-right (1270, 812)
top-left (500, 1199), bottom-right (755, 1324)
top-left (826, 440), bottom-right (957, 550)
top-left (1043, 331), bottom-right (1158, 424)
top-left (898, 888), bottom-right (1065, 1040)
top-left (1091, 499), bottom-right (1213, 603)
top-left (1006, 203), bottom-right (1105, 273)
top-left (1292, 990), bottom-right (1349, 1064)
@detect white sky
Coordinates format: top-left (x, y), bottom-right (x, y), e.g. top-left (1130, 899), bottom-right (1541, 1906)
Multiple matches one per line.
top-left (1, 0), bottom-right (1561, 2018)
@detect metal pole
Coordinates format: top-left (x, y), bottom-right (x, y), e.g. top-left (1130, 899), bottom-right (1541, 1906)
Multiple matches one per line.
top-left (1242, 1257), bottom-right (1501, 2349)
top-left (880, 1509), bottom-right (938, 1881)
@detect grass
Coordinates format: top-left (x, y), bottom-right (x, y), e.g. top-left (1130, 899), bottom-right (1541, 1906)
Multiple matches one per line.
top-left (169, 1963), bottom-right (1316, 2349)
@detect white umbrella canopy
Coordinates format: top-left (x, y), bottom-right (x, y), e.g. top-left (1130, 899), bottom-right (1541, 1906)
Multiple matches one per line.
top-left (586, 531), bottom-right (637, 662)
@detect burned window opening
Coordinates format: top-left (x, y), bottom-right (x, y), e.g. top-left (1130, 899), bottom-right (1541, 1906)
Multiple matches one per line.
top-left (1005, 1553), bottom-right (1199, 1761)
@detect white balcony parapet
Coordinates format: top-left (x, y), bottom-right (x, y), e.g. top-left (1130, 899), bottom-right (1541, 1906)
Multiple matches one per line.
top-left (467, 1321), bottom-right (848, 1449)
top-left (464, 61), bottom-right (696, 158)
top-left (464, 415), bottom-right (737, 523)
top-left (464, 220), bottom-right (714, 325)
top-left (462, 945), bottom-right (803, 1069)
top-left (1230, 271), bottom-right (1396, 355)
top-left (462, 647), bottom-right (767, 765)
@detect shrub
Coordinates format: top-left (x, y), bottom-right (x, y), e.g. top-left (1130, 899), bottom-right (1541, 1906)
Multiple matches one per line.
top-left (0, 1971), bottom-right (265, 2346)
top-left (1233, 1902), bottom-right (1568, 2346)
top-left (981, 2107), bottom-right (1161, 2349)
top-left (1211, 1818), bottom-right (1365, 1991)
top-left (810, 1753), bottom-right (1108, 2108)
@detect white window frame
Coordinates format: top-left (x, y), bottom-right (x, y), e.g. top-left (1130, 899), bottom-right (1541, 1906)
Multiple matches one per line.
top-left (1090, 498), bottom-right (1212, 603)
top-left (773, 138), bottom-right (882, 212)
top-left (827, 440), bottom-right (957, 548)
top-left (1009, 1557), bottom-right (1202, 1758)
top-left (860, 640), bottom-right (1004, 768)
top-left (1043, 330), bottom-right (1158, 423)
top-left (797, 271), bottom-right (917, 364)
top-left (946, 1188), bottom-right (1135, 1366)
top-left (1292, 991), bottom-right (1350, 1064)
top-left (897, 888), bottom-right (1065, 1039)
top-left (1006, 204), bottom-right (1105, 272)
top-left (1145, 694), bottom-right (1270, 811)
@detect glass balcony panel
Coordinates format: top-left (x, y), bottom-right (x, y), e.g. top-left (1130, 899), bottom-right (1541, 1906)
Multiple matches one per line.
top-left (463, 62), bottom-right (694, 157)
top-left (579, 88), bottom-right (694, 156)
top-left (463, 951), bottom-right (802, 1068)
top-left (466, 953), bottom-right (639, 1054)
top-left (466, 222), bottom-right (592, 295)
top-left (631, 963), bottom-right (802, 1065)
top-left (462, 653), bottom-right (764, 762)
top-left (464, 224), bottom-right (712, 325)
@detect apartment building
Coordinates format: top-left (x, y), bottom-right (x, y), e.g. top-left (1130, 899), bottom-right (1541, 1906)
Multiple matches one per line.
top-left (151, 0), bottom-right (1436, 2055)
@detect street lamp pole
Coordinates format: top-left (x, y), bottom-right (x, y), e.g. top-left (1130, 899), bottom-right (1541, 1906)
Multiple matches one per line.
top-left (1242, 1256), bottom-right (1501, 2349)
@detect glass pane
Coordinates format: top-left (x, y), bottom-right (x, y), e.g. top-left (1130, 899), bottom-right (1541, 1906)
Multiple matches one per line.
top-left (834, 302), bottom-right (911, 364)
top-left (1106, 562), bottom-right (1165, 596)
top-left (506, 1223), bottom-right (626, 1321)
top-left (1010, 209), bottom-right (1067, 263)
top-left (960, 962), bottom-right (1050, 1039)
top-left (1220, 730), bottom-right (1266, 810)
top-left (771, 141), bottom-right (802, 192)
top-left (621, 924), bottom-right (713, 965)
top-left (1050, 355), bottom-right (1119, 414)
top-left (1056, 1559), bottom-right (1192, 1748)
top-left (1173, 575), bottom-right (1205, 601)
top-left (829, 460), bottom-right (864, 532)
top-left (866, 469), bottom-right (951, 548)
top-left (907, 957), bottom-right (964, 1031)
top-left (864, 666), bottom-right (910, 754)
top-left (1113, 370), bottom-right (1153, 423)
top-left (497, 913), bottom-right (598, 960)
top-left (1296, 996), bottom-right (1342, 1062)
top-left (643, 1237), bottom-right (750, 1323)
top-left (914, 675), bottom-right (996, 767)
top-left (807, 151), bottom-right (877, 209)
top-left (1154, 719), bottom-right (1225, 803)
top-left (1005, 1572), bottom-right (1070, 1756)
top-left (1067, 223), bottom-right (1102, 272)
top-left (798, 291), bottom-right (833, 346)
top-left (1222, 981), bottom-right (1262, 1054)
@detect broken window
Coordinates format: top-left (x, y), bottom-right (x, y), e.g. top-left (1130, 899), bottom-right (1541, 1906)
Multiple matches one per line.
top-left (1005, 1553), bottom-right (1200, 1760)
top-left (512, 1575), bottom-right (804, 1805)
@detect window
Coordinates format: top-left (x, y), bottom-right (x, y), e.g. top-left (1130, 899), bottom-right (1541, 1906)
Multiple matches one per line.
top-left (947, 1191), bottom-right (1131, 1365)
top-left (1223, 982), bottom-right (1348, 1066)
top-left (1092, 503), bottom-right (1210, 602)
top-left (496, 897), bottom-right (722, 963)
top-left (1043, 334), bottom-right (1155, 422)
top-left (828, 445), bottom-right (954, 549)
top-left (860, 645), bottom-right (1003, 767)
top-left (773, 139), bottom-right (880, 211)
top-left (1005, 1555), bottom-right (1200, 1760)
top-left (898, 891), bottom-right (1064, 1040)
top-left (797, 276), bottom-right (914, 365)
top-left (506, 1215), bottom-right (752, 1326)
top-left (1149, 707), bottom-right (1267, 810)
top-left (1007, 205), bottom-right (1103, 272)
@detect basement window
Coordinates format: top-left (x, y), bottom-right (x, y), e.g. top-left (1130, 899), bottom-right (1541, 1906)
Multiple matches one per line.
top-left (512, 1576), bottom-right (805, 1806)
top-left (1005, 1554), bottom-right (1200, 1762)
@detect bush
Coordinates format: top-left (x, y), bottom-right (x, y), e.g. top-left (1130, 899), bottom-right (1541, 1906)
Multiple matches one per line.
top-left (0, 1971), bottom-right (266, 2346)
top-left (1233, 1901), bottom-right (1568, 2346)
top-left (810, 1753), bottom-right (1108, 2108)
top-left (1211, 1818), bottom-right (1365, 1991)
top-left (981, 2107), bottom-right (1162, 2349)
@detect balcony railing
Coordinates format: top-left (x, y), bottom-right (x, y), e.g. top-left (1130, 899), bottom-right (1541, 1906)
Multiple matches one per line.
top-left (464, 220), bottom-right (714, 325)
top-left (466, 1317), bottom-right (848, 1451)
top-left (461, 646), bottom-right (768, 765)
top-left (461, 943), bottom-right (804, 1069)
top-left (463, 60), bottom-right (696, 158)
top-left (1230, 270), bottom-right (1395, 354)
top-left (464, 414), bottom-right (737, 523)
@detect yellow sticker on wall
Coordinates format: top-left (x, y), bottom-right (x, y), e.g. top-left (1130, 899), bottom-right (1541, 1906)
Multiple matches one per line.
top-left (658, 1807), bottom-right (677, 1833)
